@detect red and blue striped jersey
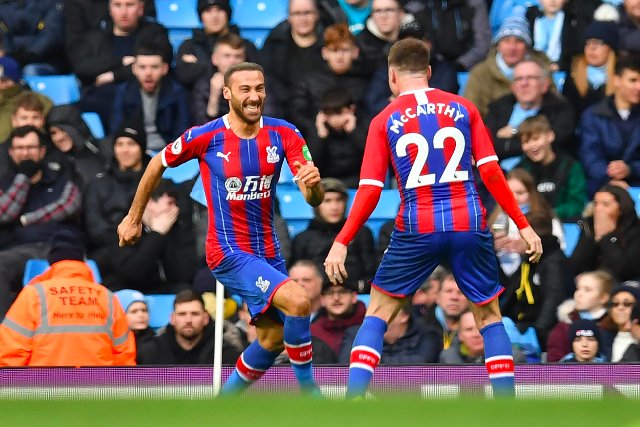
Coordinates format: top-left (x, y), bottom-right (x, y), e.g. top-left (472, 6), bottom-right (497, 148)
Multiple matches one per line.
top-left (161, 115), bottom-right (311, 269)
top-left (360, 88), bottom-right (499, 233)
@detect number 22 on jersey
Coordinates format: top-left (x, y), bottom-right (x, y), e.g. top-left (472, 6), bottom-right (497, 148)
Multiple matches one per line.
top-left (396, 127), bottom-right (469, 189)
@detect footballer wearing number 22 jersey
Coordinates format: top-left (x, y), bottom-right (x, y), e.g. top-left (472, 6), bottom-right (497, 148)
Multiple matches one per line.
top-left (339, 87), bottom-right (529, 303)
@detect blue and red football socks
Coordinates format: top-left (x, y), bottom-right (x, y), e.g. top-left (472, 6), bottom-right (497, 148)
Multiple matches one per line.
top-left (346, 316), bottom-right (387, 398)
top-left (481, 321), bottom-right (515, 397)
top-left (221, 340), bottom-right (279, 395)
top-left (284, 315), bottom-right (319, 394)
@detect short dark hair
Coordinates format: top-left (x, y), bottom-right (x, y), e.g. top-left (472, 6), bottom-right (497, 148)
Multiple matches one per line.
top-left (135, 42), bottom-right (167, 60)
top-left (615, 52), bottom-right (640, 76)
top-left (151, 179), bottom-right (178, 201)
top-left (215, 32), bottom-right (245, 51)
top-left (223, 62), bottom-right (264, 86)
top-left (290, 259), bottom-right (322, 277)
top-left (518, 114), bottom-right (552, 142)
top-left (388, 38), bottom-right (430, 74)
top-left (320, 86), bottom-right (354, 113)
top-left (173, 290), bottom-right (205, 311)
top-left (10, 125), bottom-right (44, 146)
top-left (13, 92), bottom-right (45, 115)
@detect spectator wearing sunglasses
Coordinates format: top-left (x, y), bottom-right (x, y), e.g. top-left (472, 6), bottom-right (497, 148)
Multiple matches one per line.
top-left (620, 302), bottom-right (640, 362)
top-left (599, 282), bottom-right (640, 362)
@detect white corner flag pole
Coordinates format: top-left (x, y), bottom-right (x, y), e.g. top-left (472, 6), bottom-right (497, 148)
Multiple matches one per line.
top-left (213, 279), bottom-right (225, 396)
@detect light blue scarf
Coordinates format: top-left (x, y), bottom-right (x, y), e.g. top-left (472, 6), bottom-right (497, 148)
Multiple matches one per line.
top-left (496, 52), bottom-right (514, 80)
top-left (587, 65), bottom-right (608, 89)
top-left (534, 11), bottom-right (564, 63)
top-left (508, 105), bottom-right (540, 128)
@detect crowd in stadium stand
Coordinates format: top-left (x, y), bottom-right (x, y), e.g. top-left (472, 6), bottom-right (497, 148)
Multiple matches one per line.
top-left (0, 0), bottom-right (640, 366)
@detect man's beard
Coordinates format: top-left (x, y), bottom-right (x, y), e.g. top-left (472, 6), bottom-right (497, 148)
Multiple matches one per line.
top-left (230, 98), bottom-right (262, 124)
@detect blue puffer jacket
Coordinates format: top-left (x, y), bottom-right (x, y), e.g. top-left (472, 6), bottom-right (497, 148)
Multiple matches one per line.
top-left (578, 96), bottom-right (640, 196)
top-left (0, 0), bottom-right (65, 66)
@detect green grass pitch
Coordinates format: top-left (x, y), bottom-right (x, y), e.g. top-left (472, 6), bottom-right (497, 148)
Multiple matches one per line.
top-left (2, 396), bottom-right (639, 427)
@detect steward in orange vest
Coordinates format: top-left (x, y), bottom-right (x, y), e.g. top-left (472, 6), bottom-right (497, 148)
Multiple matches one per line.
top-left (0, 230), bottom-right (136, 366)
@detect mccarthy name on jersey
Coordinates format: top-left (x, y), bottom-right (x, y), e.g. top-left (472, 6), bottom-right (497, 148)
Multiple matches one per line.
top-left (360, 88), bottom-right (499, 233)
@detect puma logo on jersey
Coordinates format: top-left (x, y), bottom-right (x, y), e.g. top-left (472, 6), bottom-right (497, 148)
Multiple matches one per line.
top-left (217, 151), bottom-right (231, 162)
top-left (256, 276), bottom-right (270, 292)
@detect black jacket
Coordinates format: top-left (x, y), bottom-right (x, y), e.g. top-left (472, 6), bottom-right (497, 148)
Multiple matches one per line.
top-left (69, 17), bottom-right (172, 85)
top-left (288, 62), bottom-right (370, 139)
top-left (260, 20), bottom-right (325, 116)
top-left (561, 69), bottom-right (608, 120)
top-left (306, 115), bottom-right (368, 189)
top-left (45, 104), bottom-right (105, 189)
top-left (525, 5), bottom-right (582, 72)
top-left (83, 158), bottom-right (148, 250)
top-left (569, 217), bottom-right (640, 283)
top-left (339, 312), bottom-right (442, 364)
top-left (499, 235), bottom-right (571, 348)
top-left (317, 0), bottom-right (348, 29)
top-left (0, 0), bottom-right (67, 69)
top-left (110, 76), bottom-right (191, 146)
top-left (134, 327), bottom-right (156, 364)
top-left (174, 26), bottom-right (260, 88)
top-left (138, 321), bottom-right (243, 365)
top-left (292, 217), bottom-right (376, 293)
top-left (485, 91), bottom-right (576, 159)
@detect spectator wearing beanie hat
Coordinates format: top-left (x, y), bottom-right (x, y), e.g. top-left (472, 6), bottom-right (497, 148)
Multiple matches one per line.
top-left (174, 0), bottom-right (260, 88)
top-left (83, 115), bottom-right (151, 277)
top-left (0, 229), bottom-right (136, 366)
top-left (562, 20), bottom-right (619, 118)
top-left (464, 16), bottom-right (553, 117)
top-left (559, 318), bottom-right (607, 363)
top-left (115, 289), bottom-right (156, 363)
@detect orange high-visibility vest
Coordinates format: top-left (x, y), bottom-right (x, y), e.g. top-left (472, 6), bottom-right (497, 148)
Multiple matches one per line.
top-left (0, 260), bottom-right (136, 366)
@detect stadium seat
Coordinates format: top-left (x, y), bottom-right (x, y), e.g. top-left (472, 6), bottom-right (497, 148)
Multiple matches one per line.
top-left (277, 189), bottom-right (314, 237)
top-left (457, 72), bottom-right (469, 96)
top-left (277, 164), bottom-right (296, 187)
top-left (146, 294), bottom-right (176, 329)
top-left (23, 259), bottom-right (103, 286)
top-left (552, 71), bottom-right (566, 92)
top-left (562, 222), bottom-right (580, 257)
top-left (345, 189), bottom-right (399, 241)
top-left (81, 112), bottom-right (105, 139)
top-left (239, 28), bottom-right (270, 49)
top-left (357, 294), bottom-right (370, 307)
top-left (24, 75), bottom-right (80, 105)
top-left (162, 158), bottom-right (200, 183)
top-left (500, 156), bottom-right (522, 172)
top-left (156, 0), bottom-right (202, 29)
top-left (230, 0), bottom-right (287, 29)
top-left (167, 28), bottom-right (192, 56)
top-left (628, 187), bottom-right (640, 217)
